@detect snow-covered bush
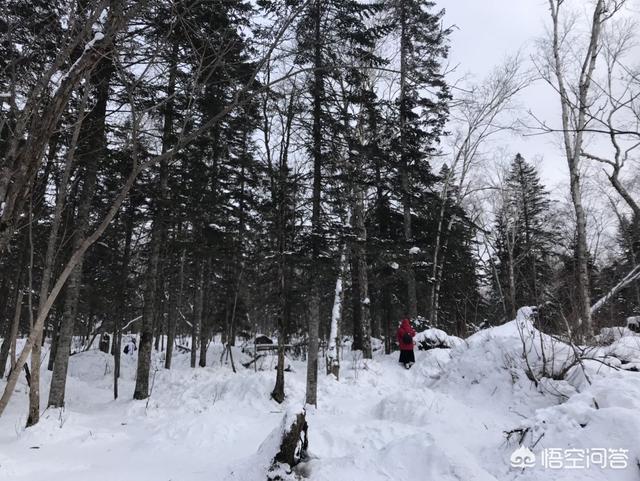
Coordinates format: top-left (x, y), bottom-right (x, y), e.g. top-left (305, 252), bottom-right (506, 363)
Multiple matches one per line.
top-left (414, 328), bottom-right (463, 350)
top-left (410, 315), bottom-right (431, 332)
top-left (596, 326), bottom-right (637, 345)
top-left (605, 335), bottom-right (640, 371)
top-left (627, 316), bottom-right (640, 333)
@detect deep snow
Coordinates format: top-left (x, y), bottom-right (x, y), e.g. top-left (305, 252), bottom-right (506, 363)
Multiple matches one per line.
top-left (1, 317), bottom-right (639, 481)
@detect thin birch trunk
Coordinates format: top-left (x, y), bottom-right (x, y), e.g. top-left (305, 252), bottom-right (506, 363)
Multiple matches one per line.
top-left (28, 85), bottom-right (86, 424)
top-left (326, 248), bottom-right (347, 377)
top-left (548, 0), bottom-right (607, 338)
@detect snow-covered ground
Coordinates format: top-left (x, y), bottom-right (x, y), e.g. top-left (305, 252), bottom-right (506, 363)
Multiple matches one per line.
top-left (1, 317), bottom-right (639, 481)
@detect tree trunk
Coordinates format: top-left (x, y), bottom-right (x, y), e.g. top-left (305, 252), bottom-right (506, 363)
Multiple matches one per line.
top-left (432, 216), bottom-right (454, 328)
top-left (270, 411), bottom-right (308, 473)
top-left (190, 261), bottom-right (203, 368)
top-left (0, 290), bottom-right (23, 379)
top-left (196, 266), bottom-right (206, 367)
top-left (134, 205), bottom-right (164, 399)
top-left (399, 0), bottom-right (417, 319)
top-left (134, 221), bottom-right (160, 398)
top-left (271, 316), bottom-right (286, 404)
top-left (133, 46), bottom-right (174, 395)
top-left (326, 249), bottom-right (347, 378)
top-left (383, 286), bottom-right (393, 354)
top-left (271, 107), bottom-right (293, 403)
top-left (507, 237), bottom-right (517, 320)
top-left (272, 228), bottom-right (290, 403)
top-left (165, 248), bottom-right (184, 370)
top-left (429, 170), bottom-right (455, 325)
top-left (305, 0), bottom-right (323, 408)
top-left (548, 0), bottom-right (606, 339)
top-left (591, 264), bottom-right (640, 316)
top-left (114, 197), bottom-right (134, 399)
top-left (47, 318), bottom-right (59, 372)
top-left (351, 251), bottom-right (363, 351)
top-left (353, 188), bottom-right (372, 358)
top-left (373, 137), bottom-right (392, 353)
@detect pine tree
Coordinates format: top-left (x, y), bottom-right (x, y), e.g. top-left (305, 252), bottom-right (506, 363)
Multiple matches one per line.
top-left (493, 154), bottom-right (558, 321)
top-left (388, 0), bottom-right (451, 318)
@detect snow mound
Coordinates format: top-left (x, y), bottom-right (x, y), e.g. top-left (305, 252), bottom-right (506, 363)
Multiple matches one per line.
top-left (596, 326), bottom-right (638, 345)
top-left (511, 372), bottom-right (640, 481)
top-left (452, 308), bottom-right (572, 382)
top-left (606, 335), bottom-right (640, 369)
top-left (414, 328), bottom-right (463, 350)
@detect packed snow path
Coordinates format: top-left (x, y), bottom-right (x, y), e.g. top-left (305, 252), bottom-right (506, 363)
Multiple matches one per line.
top-left (1, 323), bottom-right (639, 481)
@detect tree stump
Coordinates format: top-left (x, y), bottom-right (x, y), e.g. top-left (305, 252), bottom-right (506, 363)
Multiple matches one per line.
top-left (267, 410), bottom-right (308, 480)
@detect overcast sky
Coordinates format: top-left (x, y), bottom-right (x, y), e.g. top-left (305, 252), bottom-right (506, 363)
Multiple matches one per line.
top-left (443, 0), bottom-right (565, 186)
top-left (442, 0), bottom-right (640, 190)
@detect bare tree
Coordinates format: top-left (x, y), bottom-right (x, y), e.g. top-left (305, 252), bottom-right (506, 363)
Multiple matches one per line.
top-left (577, 18), bottom-right (640, 317)
top-left (580, 18), bottom-right (640, 220)
top-left (540, 0), bottom-right (628, 338)
top-left (429, 57), bottom-right (529, 325)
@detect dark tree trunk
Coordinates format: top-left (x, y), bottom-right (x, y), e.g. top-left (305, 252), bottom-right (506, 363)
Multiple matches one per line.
top-left (399, 0), bottom-right (417, 319)
top-left (114, 197), bottom-right (134, 399)
top-left (196, 266), bottom-right (206, 367)
top-left (353, 188), bottom-right (372, 358)
top-left (305, 0), bottom-right (324, 408)
top-left (351, 250), bottom-right (363, 351)
top-left (0, 290), bottom-right (23, 379)
top-left (133, 46), bottom-right (174, 396)
top-left (191, 261), bottom-right (203, 368)
top-left (271, 317), bottom-right (286, 404)
top-left (134, 219), bottom-right (161, 399)
top-left (270, 91), bottom-right (295, 404)
top-left (373, 123), bottom-right (393, 354)
top-left (165, 248), bottom-right (185, 370)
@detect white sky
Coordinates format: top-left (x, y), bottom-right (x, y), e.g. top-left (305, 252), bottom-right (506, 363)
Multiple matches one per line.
top-left (442, 0), bottom-right (639, 189)
top-left (444, 0), bottom-right (566, 187)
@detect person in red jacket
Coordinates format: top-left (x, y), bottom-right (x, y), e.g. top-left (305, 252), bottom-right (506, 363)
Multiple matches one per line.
top-left (396, 318), bottom-right (416, 369)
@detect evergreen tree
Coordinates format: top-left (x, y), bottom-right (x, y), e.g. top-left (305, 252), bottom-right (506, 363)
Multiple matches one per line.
top-left (493, 154), bottom-right (558, 321)
top-left (387, 0), bottom-right (451, 318)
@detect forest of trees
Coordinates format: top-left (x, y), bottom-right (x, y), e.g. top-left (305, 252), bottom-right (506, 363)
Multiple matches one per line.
top-left (1, 0), bottom-right (639, 425)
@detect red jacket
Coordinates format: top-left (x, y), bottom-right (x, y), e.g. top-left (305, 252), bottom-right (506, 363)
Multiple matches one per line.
top-left (396, 319), bottom-right (416, 350)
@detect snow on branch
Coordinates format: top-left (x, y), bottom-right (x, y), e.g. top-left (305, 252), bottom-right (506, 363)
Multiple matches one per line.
top-left (591, 264), bottom-right (640, 316)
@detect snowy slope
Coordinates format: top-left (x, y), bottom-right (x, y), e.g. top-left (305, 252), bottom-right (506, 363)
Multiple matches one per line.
top-left (1, 320), bottom-right (639, 481)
